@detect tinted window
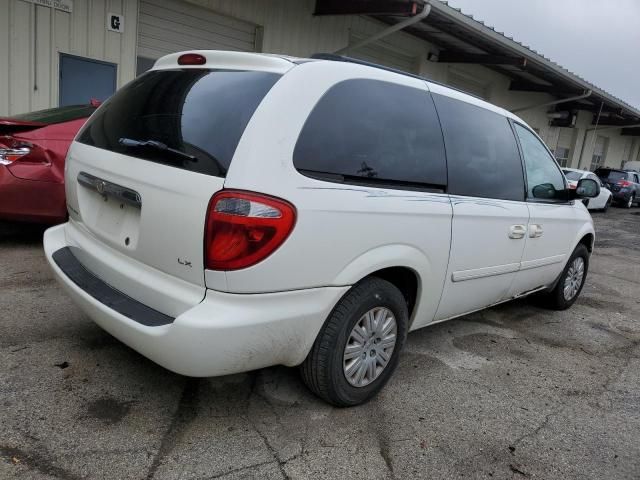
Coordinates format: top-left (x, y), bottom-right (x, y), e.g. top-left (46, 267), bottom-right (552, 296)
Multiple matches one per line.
top-left (293, 79), bottom-right (447, 189)
top-left (514, 124), bottom-right (566, 201)
top-left (563, 170), bottom-right (583, 181)
top-left (78, 69), bottom-right (280, 177)
top-left (8, 105), bottom-right (96, 124)
top-left (595, 169), bottom-right (626, 182)
top-left (633, 173), bottom-right (640, 184)
top-left (432, 94), bottom-right (524, 201)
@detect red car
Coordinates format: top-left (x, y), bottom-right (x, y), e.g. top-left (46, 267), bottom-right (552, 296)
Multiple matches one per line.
top-left (0, 103), bottom-right (98, 223)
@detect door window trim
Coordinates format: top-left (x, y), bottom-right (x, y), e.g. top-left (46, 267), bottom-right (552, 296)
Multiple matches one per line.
top-left (510, 120), bottom-right (570, 205)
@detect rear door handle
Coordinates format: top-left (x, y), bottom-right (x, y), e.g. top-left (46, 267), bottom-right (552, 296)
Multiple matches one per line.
top-left (529, 224), bottom-right (543, 238)
top-left (508, 224), bottom-right (526, 239)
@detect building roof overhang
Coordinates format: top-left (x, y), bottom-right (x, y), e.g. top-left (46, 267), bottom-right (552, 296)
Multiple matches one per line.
top-left (314, 0), bottom-right (640, 127)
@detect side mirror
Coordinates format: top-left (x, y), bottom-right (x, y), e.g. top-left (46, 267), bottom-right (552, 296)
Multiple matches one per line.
top-left (575, 178), bottom-right (600, 198)
top-left (532, 183), bottom-right (558, 199)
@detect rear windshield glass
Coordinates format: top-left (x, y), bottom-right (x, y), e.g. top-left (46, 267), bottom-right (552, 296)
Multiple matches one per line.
top-left (77, 69), bottom-right (281, 177)
top-left (562, 170), bottom-right (583, 181)
top-left (8, 105), bottom-right (96, 124)
top-left (595, 169), bottom-right (626, 181)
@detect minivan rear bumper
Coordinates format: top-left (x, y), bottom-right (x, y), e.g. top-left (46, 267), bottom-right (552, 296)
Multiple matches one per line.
top-left (44, 224), bottom-right (348, 377)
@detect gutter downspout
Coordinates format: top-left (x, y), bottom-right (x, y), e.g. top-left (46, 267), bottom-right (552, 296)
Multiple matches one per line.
top-left (511, 90), bottom-right (592, 113)
top-left (334, 3), bottom-right (432, 55)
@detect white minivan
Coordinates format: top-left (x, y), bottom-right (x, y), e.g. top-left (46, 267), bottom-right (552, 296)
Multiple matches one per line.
top-left (44, 51), bottom-right (599, 406)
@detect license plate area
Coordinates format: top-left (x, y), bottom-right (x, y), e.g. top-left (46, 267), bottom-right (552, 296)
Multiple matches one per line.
top-left (77, 172), bottom-right (142, 250)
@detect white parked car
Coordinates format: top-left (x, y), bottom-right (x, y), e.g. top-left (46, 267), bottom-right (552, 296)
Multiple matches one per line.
top-left (563, 168), bottom-right (612, 211)
top-left (44, 51), bottom-right (599, 406)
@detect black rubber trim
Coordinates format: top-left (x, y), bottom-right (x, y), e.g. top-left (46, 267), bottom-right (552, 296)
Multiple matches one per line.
top-left (52, 247), bottom-right (174, 327)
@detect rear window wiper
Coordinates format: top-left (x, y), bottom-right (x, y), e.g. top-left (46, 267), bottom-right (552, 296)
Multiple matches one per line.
top-left (118, 137), bottom-right (197, 162)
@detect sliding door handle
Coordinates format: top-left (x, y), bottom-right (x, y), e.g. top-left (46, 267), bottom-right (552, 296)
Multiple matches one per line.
top-left (529, 224), bottom-right (543, 238)
top-left (508, 224), bottom-right (526, 239)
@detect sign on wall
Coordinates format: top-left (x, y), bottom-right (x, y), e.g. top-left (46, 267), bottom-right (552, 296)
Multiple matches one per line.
top-left (107, 13), bottom-right (124, 33)
top-left (21, 0), bottom-right (73, 13)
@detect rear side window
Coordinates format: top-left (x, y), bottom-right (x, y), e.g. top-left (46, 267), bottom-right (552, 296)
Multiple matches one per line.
top-left (432, 94), bottom-right (524, 201)
top-left (293, 79), bottom-right (447, 190)
top-left (78, 69), bottom-right (281, 177)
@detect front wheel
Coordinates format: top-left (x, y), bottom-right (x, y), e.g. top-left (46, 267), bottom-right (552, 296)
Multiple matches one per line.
top-left (300, 277), bottom-right (408, 407)
top-left (537, 244), bottom-right (589, 310)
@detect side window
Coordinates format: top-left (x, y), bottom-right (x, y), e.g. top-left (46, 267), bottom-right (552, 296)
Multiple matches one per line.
top-left (293, 79), bottom-right (447, 189)
top-left (634, 174), bottom-right (640, 184)
top-left (431, 94), bottom-right (524, 201)
top-left (514, 124), bottom-right (567, 202)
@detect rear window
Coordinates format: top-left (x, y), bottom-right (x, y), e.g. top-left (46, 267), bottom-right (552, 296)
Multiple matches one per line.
top-left (563, 170), bottom-right (583, 181)
top-left (77, 69), bottom-right (281, 177)
top-left (595, 168), bottom-right (626, 182)
top-left (8, 105), bottom-right (96, 124)
top-left (293, 79), bottom-right (447, 190)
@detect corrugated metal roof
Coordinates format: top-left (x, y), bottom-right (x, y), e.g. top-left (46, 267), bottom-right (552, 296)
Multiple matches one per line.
top-left (430, 0), bottom-right (640, 117)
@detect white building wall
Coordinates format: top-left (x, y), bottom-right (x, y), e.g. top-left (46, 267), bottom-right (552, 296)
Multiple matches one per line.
top-left (568, 110), bottom-right (636, 170)
top-left (187, 0), bottom-right (440, 72)
top-left (0, 0), bottom-right (139, 116)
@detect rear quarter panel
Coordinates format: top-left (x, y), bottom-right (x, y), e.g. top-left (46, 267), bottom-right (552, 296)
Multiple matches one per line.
top-left (218, 61), bottom-right (453, 328)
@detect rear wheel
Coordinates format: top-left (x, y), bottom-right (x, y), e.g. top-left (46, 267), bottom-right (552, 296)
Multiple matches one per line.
top-left (625, 194), bottom-right (635, 209)
top-left (537, 244), bottom-right (589, 310)
top-left (300, 277), bottom-right (408, 407)
top-left (602, 196), bottom-right (612, 212)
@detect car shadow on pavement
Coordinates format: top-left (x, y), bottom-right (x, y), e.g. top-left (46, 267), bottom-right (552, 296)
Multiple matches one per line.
top-left (0, 221), bottom-right (49, 245)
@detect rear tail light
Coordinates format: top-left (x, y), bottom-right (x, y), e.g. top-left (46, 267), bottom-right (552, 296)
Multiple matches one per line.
top-left (205, 190), bottom-right (296, 271)
top-left (0, 136), bottom-right (32, 165)
top-left (618, 180), bottom-right (632, 187)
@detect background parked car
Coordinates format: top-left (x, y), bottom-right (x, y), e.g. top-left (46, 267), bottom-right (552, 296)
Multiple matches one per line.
top-left (563, 168), bottom-right (612, 211)
top-left (594, 168), bottom-right (640, 208)
top-left (0, 103), bottom-right (98, 224)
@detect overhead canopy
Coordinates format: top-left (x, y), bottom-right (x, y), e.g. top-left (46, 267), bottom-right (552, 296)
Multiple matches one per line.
top-left (314, 0), bottom-right (640, 127)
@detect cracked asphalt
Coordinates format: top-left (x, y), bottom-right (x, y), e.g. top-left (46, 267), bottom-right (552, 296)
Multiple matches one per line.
top-left (1, 208), bottom-right (639, 479)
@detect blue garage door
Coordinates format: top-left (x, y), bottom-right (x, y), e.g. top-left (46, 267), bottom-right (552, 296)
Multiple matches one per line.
top-left (59, 54), bottom-right (117, 106)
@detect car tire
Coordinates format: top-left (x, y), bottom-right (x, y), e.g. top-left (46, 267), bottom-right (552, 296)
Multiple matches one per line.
top-left (537, 244), bottom-right (589, 310)
top-left (300, 277), bottom-right (408, 407)
top-left (625, 194), bottom-right (635, 209)
top-left (602, 197), bottom-right (611, 212)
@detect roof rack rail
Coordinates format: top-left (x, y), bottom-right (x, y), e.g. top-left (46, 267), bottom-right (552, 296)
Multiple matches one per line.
top-left (310, 53), bottom-right (483, 101)
top-left (310, 53), bottom-right (431, 83)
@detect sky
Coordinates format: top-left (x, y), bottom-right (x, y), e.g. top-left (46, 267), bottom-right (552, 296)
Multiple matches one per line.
top-left (443, 0), bottom-right (640, 109)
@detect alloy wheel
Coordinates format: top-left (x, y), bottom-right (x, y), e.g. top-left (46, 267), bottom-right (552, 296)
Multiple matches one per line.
top-left (563, 257), bottom-right (585, 301)
top-left (343, 307), bottom-right (397, 387)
